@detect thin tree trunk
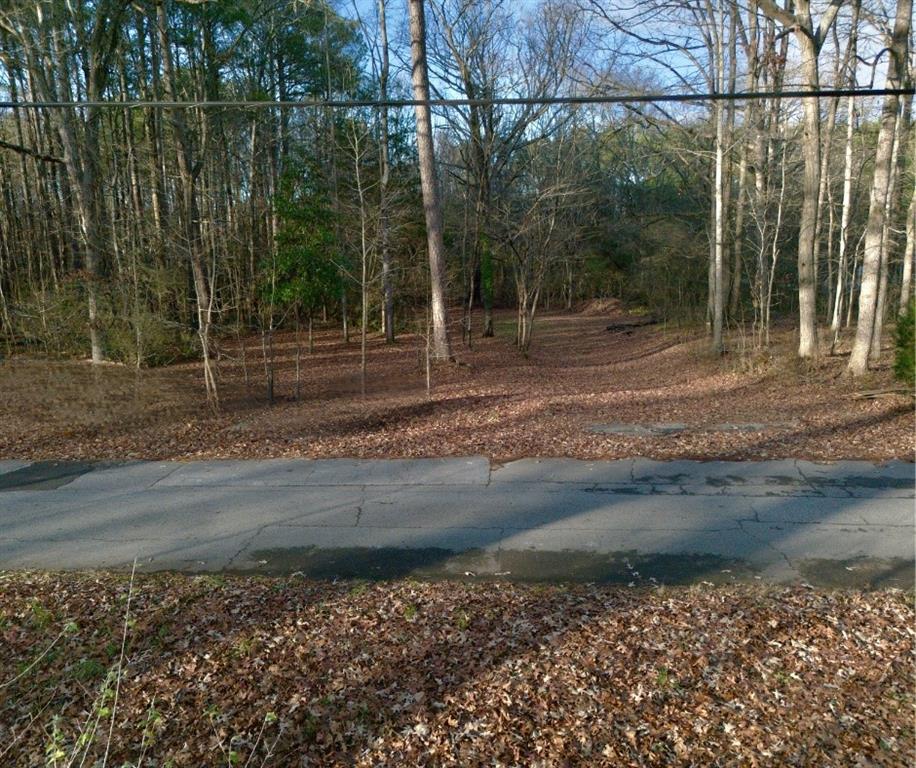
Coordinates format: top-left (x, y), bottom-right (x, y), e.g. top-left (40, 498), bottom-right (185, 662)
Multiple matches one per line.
top-left (377, 0), bottom-right (395, 343)
top-left (295, 310), bottom-right (302, 401)
top-left (712, 91), bottom-right (726, 352)
top-left (156, 0), bottom-right (217, 401)
top-left (754, 0), bottom-right (843, 358)
top-left (870, 104), bottom-right (904, 363)
top-left (730, 134), bottom-right (748, 317)
top-left (831, 92), bottom-right (857, 334)
top-left (899, 167), bottom-right (915, 315)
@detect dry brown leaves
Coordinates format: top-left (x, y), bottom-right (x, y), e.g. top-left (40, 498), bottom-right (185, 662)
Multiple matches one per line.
top-left (0, 572), bottom-right (913, 766)
top-left (0, 312), bottom-right (912, 462)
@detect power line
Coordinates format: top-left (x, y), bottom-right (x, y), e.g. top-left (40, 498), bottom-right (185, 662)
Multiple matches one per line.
top-left (0, 87), bottom-right (911, 110)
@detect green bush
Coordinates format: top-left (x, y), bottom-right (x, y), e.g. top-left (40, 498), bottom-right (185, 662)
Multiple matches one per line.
top-left (12, 280), bottom-right (195, 367)
top-left (13, 280), bottom-right (89, 357)
top-left (105, 310), bottom-right (196, 367)
top-left (894, 299), bottom-right (915, 383)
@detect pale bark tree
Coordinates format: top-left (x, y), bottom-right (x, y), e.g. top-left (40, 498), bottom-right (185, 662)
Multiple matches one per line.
top-left (709, 0), bottom-right (729, 353)
top-left (900, 153), bottom-right (915, 315)
top-left (896, 60), bottom-right (916, 317)
top-left (831, 93), bottom-right (858, 335)
top-left (848, 0), bottom-right (911, 375)
top-left (870, 98), bottom-right (906, 362)
top-left (408, 0), bottom-right (452, 360)
top-left (753, 0), bottom-right (843, 359)
top-left (324, 4), bottom-right (349, 345)
top-left (736, 2), bottom-right (789, 348)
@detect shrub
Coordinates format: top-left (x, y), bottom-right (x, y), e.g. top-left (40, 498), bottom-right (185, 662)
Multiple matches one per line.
top-left (105, 310), bottom-right (196, 367)
top-left (12, 280), bottom-right (89, 357)
top-left (894, 299), bottom-right (915, 383)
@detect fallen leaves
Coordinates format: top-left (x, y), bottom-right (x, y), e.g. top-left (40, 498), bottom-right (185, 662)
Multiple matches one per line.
top-left (0, 313), bottom-right (912, 463)
top-left (0, 572), bottom-right (912, 766)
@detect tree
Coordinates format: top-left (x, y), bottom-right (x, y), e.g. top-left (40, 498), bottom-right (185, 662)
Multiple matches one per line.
top-left (273, 159), bottom-right (341, 397)
top-left (376, 0), bottom-right (395, 342)
top-left (847, 0), bottom-right (911, 375)
top-left (900, 158), bottom-right (915, 317)
top-left (0, 0), bottom-right (130, 363)
top-left (830, 2), bottom-right (861, 339)
top-left (408, 0), bottom-right (452, 360)
top-left (752, 0), bottom-right (843, 359)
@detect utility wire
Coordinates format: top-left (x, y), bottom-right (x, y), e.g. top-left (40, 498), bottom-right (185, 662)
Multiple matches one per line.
top-left (0, 87), bottom-right (911, 110)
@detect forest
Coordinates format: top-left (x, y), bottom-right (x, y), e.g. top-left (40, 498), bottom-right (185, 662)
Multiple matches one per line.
top-left (0, 0), bottom-right (913, 406)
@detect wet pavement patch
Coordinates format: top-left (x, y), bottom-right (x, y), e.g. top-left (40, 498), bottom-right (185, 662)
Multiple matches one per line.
top-left (706, 474), bottom-right (805, 487)
top-left (245, 546), bottom-right (458, 580)
top-left (797, 557), bottom-right (915, 589)
top-left (246, 547), bottom-right (760, 585)
top-left (805, 475), bottom-right (913, 489)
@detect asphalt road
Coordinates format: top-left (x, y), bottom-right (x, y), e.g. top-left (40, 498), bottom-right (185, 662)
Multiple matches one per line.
top-left (1, 457), bottom-right (912, 586)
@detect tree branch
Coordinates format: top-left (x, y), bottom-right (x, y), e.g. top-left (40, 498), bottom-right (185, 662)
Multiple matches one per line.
top-left (815, 0), bottom-right (845, 50)
top-left (750, 0), bottom-right (799, 33)
top-left (0, 138), bottom-right (63, 164)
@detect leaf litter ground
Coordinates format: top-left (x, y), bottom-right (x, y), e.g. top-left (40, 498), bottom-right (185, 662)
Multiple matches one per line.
top-left (0, 572), bottom-right (912, 766)
top-left (0, 311), bottom-right (912, 462)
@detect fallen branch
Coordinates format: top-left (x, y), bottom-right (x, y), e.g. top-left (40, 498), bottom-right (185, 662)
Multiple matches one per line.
top-left (849, 387), bottom-right (912, 400)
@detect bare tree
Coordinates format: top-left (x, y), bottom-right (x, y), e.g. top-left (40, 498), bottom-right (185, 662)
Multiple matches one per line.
top-left (900, 151), bottom-right (915, 315)
top-left (0, 0), bottom-right (129, 363)
top-left (377, 0), bottom-right (395, 342)
top-left (408, 0), bottom-right (452, 360)
top-left (830, 4), bottom-right (861, 340)
top-left (155, 0), bottom-right (217, 401)
top-left (709, 0), bottom-right (730, 353)
top-left (753, 0), bottom-right (843, 359)
top-left (848, 0), bottom-right (911, 375)
top-left (430, 0), bottom-right (585, 339)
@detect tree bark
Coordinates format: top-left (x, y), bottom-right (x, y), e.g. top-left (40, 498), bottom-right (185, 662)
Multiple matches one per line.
top-left (753, 0), bottom-right (844, 358)
top-left (377, 0), bottom-right (395, 343)
top-left (899, 162), bottom-right (915, 315)
top-left (831, 92), bottom-right (856, 335)
top-left (848, 0), bottom-right (911, 375)
top-left (408, 0), bottom-right (452, 360)
top-left (796, 35), bottom-right (821, 359)
top-left (870, 102), bottom-right (905, 363)
top-left (709, 0), bottom-right (727, 353)
top-left (712, 96), bottom-right (726, 352)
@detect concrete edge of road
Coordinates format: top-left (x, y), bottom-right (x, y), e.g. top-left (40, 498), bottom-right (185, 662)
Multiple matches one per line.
top-left (1, 456), bottom-right (913, 492)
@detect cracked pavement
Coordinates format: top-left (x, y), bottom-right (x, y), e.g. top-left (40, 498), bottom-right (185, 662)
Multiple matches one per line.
top-left (0, 457), bottom-right (912, 586)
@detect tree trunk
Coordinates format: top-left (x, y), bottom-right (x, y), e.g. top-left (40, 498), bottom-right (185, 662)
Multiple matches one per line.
top-left (712, 92), bottom-right (726, 352)
top-left (796, 35), bottom-right (821, 359)
top-left (831, 92), bottom-right (856, 334)
top-left (730, 134), bottom-right (748, 317)
top-left (848, 0), bottom-right (911, 375)
top-left (377, 0), bottom-right (395, 343)
top-left (869, 104), bottom-right (905, 363)
top-left (408, 0), bottom-right (452, 361)
top-left (156, 0), bottom-right (217, 401)
top-left (899, 167), bottom-right (915, 315)
top-left (753, 0), bottom-right (843, 357)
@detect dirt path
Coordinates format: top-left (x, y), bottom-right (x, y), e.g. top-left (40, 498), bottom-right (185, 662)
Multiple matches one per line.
top-left (0, 311), bottom-right (912, 461)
